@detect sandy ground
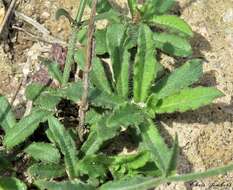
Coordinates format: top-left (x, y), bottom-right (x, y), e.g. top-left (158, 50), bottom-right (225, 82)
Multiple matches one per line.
top-left (0, 0), bottom-right (233, 189)
top-left (158, 0), bottom-right (233, 189)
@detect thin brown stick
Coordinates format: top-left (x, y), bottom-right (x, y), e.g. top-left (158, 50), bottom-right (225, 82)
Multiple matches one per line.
top-left (0, 0), bottom-right (17, 35)
top-left (14, 11), bottom-right (84, 48)
top-left (78, 0), bottom-right (97, 142)
top-left (12, 25), bottom-right (67, 46)
top-left (15, 11), bottom-right (50, 35)
top-left (12, 25), bottom-right (84, 49)
top-left (10, 77), bottom-right (23, 106)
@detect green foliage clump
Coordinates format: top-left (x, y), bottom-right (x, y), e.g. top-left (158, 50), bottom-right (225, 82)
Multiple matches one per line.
top-left (0, 0), bottom-right (233, 189)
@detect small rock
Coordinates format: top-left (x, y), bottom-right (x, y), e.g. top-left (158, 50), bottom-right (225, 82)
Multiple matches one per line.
top-left (223, 8), bottom-right (233, 23)
top-left (23, 4), bottom-right (35, 17)
top-left (41, 11), bottom-right (50, 20)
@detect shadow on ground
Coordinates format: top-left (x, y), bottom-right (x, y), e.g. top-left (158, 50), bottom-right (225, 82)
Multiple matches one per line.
top-left (158, 97), bottom-right (233, 126)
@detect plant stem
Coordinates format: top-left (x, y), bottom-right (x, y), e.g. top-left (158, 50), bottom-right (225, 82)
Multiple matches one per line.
top-left (62, 30), bottom-right (78, 85)
top-left (62, 0), bottom-right (88, 85)
top-left (78, 0), bottom-right (97, 142)
top-left (75, 0), bottom-right (88, 23)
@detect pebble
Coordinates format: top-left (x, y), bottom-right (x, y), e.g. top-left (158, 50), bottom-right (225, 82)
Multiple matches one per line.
top-left (41, 12), bottom-right (51, 20)
top-left (223, 8), bottom-right (233, 23)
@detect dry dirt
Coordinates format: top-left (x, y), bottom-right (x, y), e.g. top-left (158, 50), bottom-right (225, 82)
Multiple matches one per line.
top-left (0, 0), bottom-right (233, 189)
top-left (158, 0), bottom-right (233, 189)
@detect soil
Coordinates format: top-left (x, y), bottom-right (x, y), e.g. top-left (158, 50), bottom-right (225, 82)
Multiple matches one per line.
top-left (0, 0), bottom-right (233, 190)
top-left (158, 0), bottom-right (233, 189)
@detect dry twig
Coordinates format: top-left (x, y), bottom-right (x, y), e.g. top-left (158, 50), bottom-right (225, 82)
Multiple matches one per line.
top-left (15, 10), bottom-right (50, 35)
top-left (10, 77), bottom-right (23, 106)
top-left (0, 0), bottom-right (17, 35)
top-left (13, 12), bottom-right (85, 48)
top-left (15, 11), bottom-right (69, 45)
top-left (78, 0), bottom-right (97, 142)
top-left (12, 25), bottom-right (68, 46)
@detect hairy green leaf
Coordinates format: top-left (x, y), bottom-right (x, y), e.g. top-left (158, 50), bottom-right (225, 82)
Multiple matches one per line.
top-left (105, 23), bottom-right (135, 97)
top-left (167, 163), bottom-right (233, 182)
top-left (139, 120), bottom-right (173, 175)
top-left (127, 0), bottom-right (137, 16)
top-left (106, 23), bottom-right (126, 85)
top-left (48, 116), bottom-right (78, 179)
top-left (156, 0), bottom-right (175, 14)
top-left (139, 0), bottom-right (175, 19)
top-left (136, 162), bottom-right (161, 177)
top-left (166, 134), bottom-right (179, 175)
top-left (116, 49), bottom-right (130, 98)
top-left (96, 10), bottom-right (122, 23)
top-left (81, 118), bottom-right (120, 156)
top-left (106, 103), bottom-right (144, 127)
top-left (88, 0), bottom-right (112, 13)
top-left (27, 163), bottom-right (65, 179)
top-left (99, 163), bottom-right (233, 190)
top-left (74, 49), bottom-right (85, 70)
top-left (125, 24), bottom-right (139, 49)
top-left (133, 24), bottom-right (158, 102)
top-left (88, 89), bottom-right (126, 109)
top-left (80, 130), bottom-right (103, 156)
top-left (139, 0), bottom-right (158, 20)
top-left (110, 151), bottom-right (151, 179)
top-left (95, 29), bottom-right (107, 55)
top-left (81, 104), bottom-right (144, 155)
top-left (112, 151), bottom-right (151, 170)
top-left (153, 32), bottom-right (192, 57)
top-left (0, 96), bottom-right (16, 133)
top-left (35, 94), bottom-right (61, 110)
top-left (85, 109), bottom-right (102, 125)
top-left (25, 83), bottom-right (61, 110)
top-left (35, 179), bottom-right (95, 190)
top-left (4, 109), bottom-right (51, 149)
top-left (81, 10), bottom-right (122, 27)
top-left (77, 154), bottom-right (112, 179)
top-left (0, 177), bottom-right (27, 190)
top-left (149, 15), bottom-right (193, 37)
top-left (155, 87), bottom-right (224, 113)
top-left (150, 59), bottom-right (203, 100)
top-left (77, 151), bottom-right (151, 181)
top-left (74, 50), bottom-right (112, 94)
top-left (99, 176), bottom-right (157, 190)
top-left (25, 83), bottom-right (49, 101)
top-left (26, 82), bottom-right (83, 104)
top-left (42, 59), bottom-right (62, 84)
top-left (25, 142), bottom-right (61, 163)
top-left (77, 27), bottom-right (88, 45)
top-left (91, 57), bottom-right (113, 94)
top-left (57, 81), bottom-right (83, 102)
top-left (45, 128), bottom-right (56, 145)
